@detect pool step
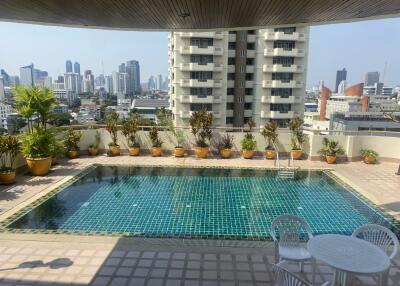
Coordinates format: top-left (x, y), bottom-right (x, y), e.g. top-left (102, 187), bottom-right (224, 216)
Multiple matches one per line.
top-left (278, 169), bottom-right (295, 179)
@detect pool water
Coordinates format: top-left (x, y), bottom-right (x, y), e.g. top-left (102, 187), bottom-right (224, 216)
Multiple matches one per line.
top-left (5, 165), bottom-right (395, 239)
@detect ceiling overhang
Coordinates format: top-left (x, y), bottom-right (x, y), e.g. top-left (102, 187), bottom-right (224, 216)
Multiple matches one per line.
top-left (0, 0), bottom-right (400, 31)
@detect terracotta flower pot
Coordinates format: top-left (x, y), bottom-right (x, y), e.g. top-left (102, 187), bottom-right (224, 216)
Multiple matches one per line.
top-left (364, 155), bottom-right (376, 164)
top-left (67, 150), bottom-right (79, 159)
top-left (195, 147), bottom-right (209, 158)
top-left (26, 157), bottom-right (52, 176)
top-left (326, 155), bottom-right (337, 164)
top-left (109, 146), bottom-right (120, 156)
top-left (265, 149), bottom-right (276, 160)
top-left (88, 147), bottom-right (98, 156)
top-left (220, 148), bottom-right (232, 159)
top-left (242, 149), bottom-right (254, 159)
top-left (291, 149), bottom-right (302, 160)
top-left (51, 156), bottom-right (57, 166)
top-left (0, 171), bottom-right (16, 184)
top-left (128, 147), bottom-right (140, 156)
top-left (151, 147), bottom-right (162, 157)
top-left (174, 147), bottom-right (185, 157)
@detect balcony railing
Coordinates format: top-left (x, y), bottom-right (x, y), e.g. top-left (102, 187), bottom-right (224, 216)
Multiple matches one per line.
top-left (264, 48), bottom-right (305, 57)
top-left (263, 31), bottom-right (306, 41)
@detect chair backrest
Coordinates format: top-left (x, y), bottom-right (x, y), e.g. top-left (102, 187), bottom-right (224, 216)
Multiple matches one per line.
top-left (352, 224), bottom-right (399, 260)
top-left (270, 214), bottom-right (314, 246)
top-left (272, 263), bottom-right (312, 286)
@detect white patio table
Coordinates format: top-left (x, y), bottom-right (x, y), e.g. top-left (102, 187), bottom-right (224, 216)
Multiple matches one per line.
top-left (307, 234), bottom-right (391, 286)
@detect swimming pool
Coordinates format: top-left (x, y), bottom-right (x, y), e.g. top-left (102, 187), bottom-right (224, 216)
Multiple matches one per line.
top-left (2, 165), bottom-right (398, 239)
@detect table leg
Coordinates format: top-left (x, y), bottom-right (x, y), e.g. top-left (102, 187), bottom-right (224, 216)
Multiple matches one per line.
top-left (379, 269), bottom-right (389, 286)
top-left (312, 258), bottom-right (316, 285)
top-left (333, 270), bottom-right (351, 286)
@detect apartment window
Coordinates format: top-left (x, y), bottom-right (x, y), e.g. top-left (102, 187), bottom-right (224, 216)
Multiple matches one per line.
top-left (240, 81), bottom-right (245, 87)
top-left (274, 27), bottom-right (296, 34)
top-left (273, 41), bottom-right (295, 50)
top-left (228, 57), bottom-right (235, 65)
top-left (228, 73), bottom-right (235, 80)
top-left (229, 31), bottom-right (236, 34)
top-left (226, 103), bottom-right (234, 110)
top-left (190, 103), bottom-right (212, 111)
top-left (270, 104), bottom-right (291, 112)
top-left (190, 55), bottom-right (213, 65)
top-left (245, 88), bottom-right (253, 95)
top-left (190, 38), bottom-right (213, 48)
top-left (272, 73), bottom-right (293, 82)
top-left (228, 42), bottom-right (236, 50)
top-left (240, 33), bottom-right (246, 41)
top-left (272, 57), bottom-right (294, 66)
top-left (190, 88), bottom-right (212, 97)
top-left (226, 117), bottom-right (234, 124)
top-left (172, 100), bottom-right (175, 107)
top-left (240, 50), bottom-right (246, 57)
top-left (247, 30), bottom-right (256, 35)
top-left (227, 88), bottom-right (234, 95)
top-left (245, 73), bottom-right (254, 80)
top-left (239, 65), bottom-right (246, 73)
top-left (238, 97), bottom-right (244, 103)
top-left (275, 119), bottom-right (290, 127)
top-left (244, 103), bottom-right (252, 109)
top-left (246, 58), bottom-right (254, 65)
top-left (190, 71), bottom-right (213, 81)
top-left (271, 88), bottom-right (292, 98)
top-left (247, 43), bottom-right (255, 50)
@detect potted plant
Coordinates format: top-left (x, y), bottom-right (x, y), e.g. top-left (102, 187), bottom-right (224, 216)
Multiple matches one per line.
top-left (261, 121), bottom-right (278, 159)
top-left (217, 133), bottom-right (234, 159)
top-left (288, 118), bottom-right (307, 160)
top-left (149, 126), bottom-right (163, 156)
top-left (88, 130), bottom-right (101, 156)
top-left (63, 128), bottom-right (81, 158)
top-left (360, 149), bottom-right (378, 164)
top-left (189, 109), bottom-right (213, 158)
top-left (106, 112), bottom-right (120, 156)
top-left (317, 137), bottom-right (346, 164)
top-left (0, 135), bottom-right (21, 184)
top-left (241, 119), bottom-right (257, 159)
top-left (121, 115), bottom-right (140, 156)
top-left (168, 120), bottom-right (185, 157)
top-left (14, 86), bottom-right (57, 175)
top-left (50, 139), bottom-right (63, 165)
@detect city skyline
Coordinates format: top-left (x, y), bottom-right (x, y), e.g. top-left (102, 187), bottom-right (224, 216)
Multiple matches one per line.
top-left (0, 17), bottom-right (400, 88)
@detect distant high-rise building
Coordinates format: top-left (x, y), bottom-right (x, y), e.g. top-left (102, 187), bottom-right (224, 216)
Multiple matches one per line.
top-left (20, 64), bottom-right (34, 88)
top-left (66, 60), bottom-right (73, 73)
top-left (44, 76), bottom-right (53, 88)
top-left (157, 74), bottom-right (163, 90)
top-left (64, 72), bottom-right (81, 94)
top-left (112, 71), bottom-right (120, 95)
top-left (74, 62), bottom-right (81, 74)
top-left (57, 75), bottom-right (64, 83)
top-left (335, 68), bottom-right (347, 92)
top-left (0, 70), bottom-right (10, 86)
top-left (105, 75), bottom-right (113, 94)
top-left (0, 77), bottom-right (5, 101)
top-left (33, 69), bottom-right (48, 86)
top-left (9, 76), bottom-right (19, 87)
top-left (95, 74), bottom-right (105, 87)
top-left (118, 63), bottom-right (126, 73)
top-left (364, 72), bottom-right (380, 86)
top-left (148, 76), bottom-right (156, 90)
top-left (84, 70), bottom-right (95, 93)
top-left (126, 60), bottom-right (141, 94)
top-left (337, 80), bottom-right (347, 94)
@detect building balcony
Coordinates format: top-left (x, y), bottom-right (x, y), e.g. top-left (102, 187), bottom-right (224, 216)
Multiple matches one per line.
top-left (228, 33), bottom-right (236, 42)
top-left (178, 32), bottom-right (224, 39)
top-left (227, 95), bottom-right (234, 103)
top-left (179, 63), bottom-right (223, 72)
top-left (228, 65), bottom-right (235, 73)
top-left (261, 96), bottom-right (296, 104)
top-left (247, 34), bottom-right (256, 42)
top-left (261, 110), bottom-right (294, 118)
top-left (246, 65), bottom-right (255, 73)
top-left (179, 79), bottom-right (222, 88)
top-left (246, 50), bottom-right (256, 58)
top-left (244, 109), bottom-right (253, 117)
top-left (263, 31), bottom-right (306, 41)
top-left (178, 95), bottom-right (222, 104)
top-left (262, 80), bottom-right (303, 88)
top-left (228, 50), bottom-right (236, 57)
top-left (226, 109), bottom-right (233, 117)
top-left (263, 64), bottom-right (304, 73)
top-left (264, 48), bottom-right (305, 57)
top-left (179, 45), bottom-right (223, 55)
top-left (227, 80), bottom-right (234, 88)
top-left (245, 81), bottom-right (254, 88)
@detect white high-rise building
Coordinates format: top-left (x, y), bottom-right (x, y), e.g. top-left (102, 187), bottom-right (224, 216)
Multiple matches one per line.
top-left (64, 73), bottom-right (81, 94)
top-left (105, 75), bottom-right (113, 94)
top-left (112, 71), bottom-right (120, 95)
top-left (168, 27), bottom-right (309, 127)
top-left (44, 76), bottom-right (53, 88)
top-left (20, 64), bottom-right (34, 88)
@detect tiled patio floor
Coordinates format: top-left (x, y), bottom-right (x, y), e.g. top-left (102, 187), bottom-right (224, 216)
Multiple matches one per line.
top-left (0, 154), bottom-right (399, 285)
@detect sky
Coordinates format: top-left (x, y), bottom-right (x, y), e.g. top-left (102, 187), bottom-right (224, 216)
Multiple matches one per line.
top-left (0, 17), bottom-right (400, 89)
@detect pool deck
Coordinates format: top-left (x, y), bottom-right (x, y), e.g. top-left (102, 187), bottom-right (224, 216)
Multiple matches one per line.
top-left (0, 154), bottom-right (399, 285)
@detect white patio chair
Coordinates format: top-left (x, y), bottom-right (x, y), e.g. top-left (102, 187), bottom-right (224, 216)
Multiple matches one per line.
top-left (351, 224), bottom-right (399, 286)
top-left (270, 214), bottom-right (314, 272)
top-left (272, 262), bottom-right (331, 286)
